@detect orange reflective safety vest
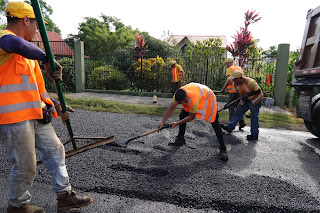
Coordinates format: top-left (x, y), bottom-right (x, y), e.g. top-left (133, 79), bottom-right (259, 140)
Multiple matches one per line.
top-left (236, 77), bottom-right (263, 105)
top-left (227, 65), bottom-right (243, 93)
top-left (181, 83), bottom-right (218, 123)
top-left (0, 29), bottom-right (58, 124)
top-left (172, 65), bottom-right (181, 82)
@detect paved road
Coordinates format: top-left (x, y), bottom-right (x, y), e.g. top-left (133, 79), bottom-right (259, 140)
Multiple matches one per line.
top-left (0, 110), bottom-right (319, 213)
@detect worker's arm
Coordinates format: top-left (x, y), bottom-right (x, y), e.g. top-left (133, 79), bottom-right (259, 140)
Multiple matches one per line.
top-left (158, 102), bottom-right (177, 129)
top-left (170, 113), bottom-right (196, 128)
top-left (221, 78), bottom-right (232, 92)
top-left (0, 34), bottom-right (48, 63)
top-left (0, 34), bottom-right (62, 81)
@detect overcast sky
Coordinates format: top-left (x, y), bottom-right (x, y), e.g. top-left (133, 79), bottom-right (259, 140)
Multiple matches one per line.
top-left (16, 0), bottom-right (320, 51)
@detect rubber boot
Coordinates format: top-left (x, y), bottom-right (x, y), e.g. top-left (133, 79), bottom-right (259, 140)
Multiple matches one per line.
top-left (239, 119), bottom-right (246, 130)
top-left (246, 134), bottom-right (258, 141)
top-left (7, 204), bottom-right (45, 213)
top-left (219, 146), bottom-right (229, 161)
top-left (168, 136), bottom-right (186, 146)
top-left (57, 190), bottom-right (93, 212)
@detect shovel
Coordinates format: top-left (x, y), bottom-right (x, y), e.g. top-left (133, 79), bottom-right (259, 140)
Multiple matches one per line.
top-left (218, 97), bottom-right (242, 112)
top-left (125, 124), bottom-right (172, 146)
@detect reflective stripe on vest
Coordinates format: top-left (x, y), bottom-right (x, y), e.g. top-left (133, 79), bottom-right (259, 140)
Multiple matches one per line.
top-left (172, 66), bottom-right (179, 82)
top-left (237, 78), bottom-right (263, 105)
top-left (181, 83), bottom-right (217, 123)
top-left (227, 65), bottom-right (243, 93)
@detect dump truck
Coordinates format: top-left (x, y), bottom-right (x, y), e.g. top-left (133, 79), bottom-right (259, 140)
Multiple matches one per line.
top-left (291, 5), bottom-right (320, 137)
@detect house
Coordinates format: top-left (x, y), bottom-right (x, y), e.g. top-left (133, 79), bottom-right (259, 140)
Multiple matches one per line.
top-left (33, 31), bottom-right (74, 58)
top-left (167, 35), bottom-right (227, 53)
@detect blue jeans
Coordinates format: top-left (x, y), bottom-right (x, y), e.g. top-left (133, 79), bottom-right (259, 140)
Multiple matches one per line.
top-left (0, 120), bottom-right (71, 207)
top-left (226, 101), bottom-right (261, 134)
top-left (228, 93), bottom-right (245, 124)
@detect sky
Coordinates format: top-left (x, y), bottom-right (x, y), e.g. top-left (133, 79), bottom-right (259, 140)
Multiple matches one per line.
top-left (14, 0), bottom-right (320, 51)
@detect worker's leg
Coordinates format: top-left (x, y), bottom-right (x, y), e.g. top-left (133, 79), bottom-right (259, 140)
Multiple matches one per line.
top-left (223, 103), bottom-right (249, 132)
top-left (228, 93), bottom-right (237, 120)
top-left (35, 122), bottom-right (71, 195)
top-left (0, 120), bottom-right (37, 207)
top-left (211, 114), bottom-right (225, 147)
top-left (249, 101), bottom-right (262, 135)
top-left (171, 82), bottom-right (179, 95)
top-left (177, 109), bottom-right (189, 138)
top-left (169, 109), bottom-right (188, 146)
top-left (211, 114), bottom-right (228, 161)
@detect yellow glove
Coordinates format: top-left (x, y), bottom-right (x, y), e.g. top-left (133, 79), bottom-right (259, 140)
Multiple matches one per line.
top-left (44, 59), bottom-right (63, 82)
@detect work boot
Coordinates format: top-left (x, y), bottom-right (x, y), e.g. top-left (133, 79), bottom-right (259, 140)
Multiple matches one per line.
top-left (57, 190), bottom-right (93, 212)
top-left (219, 146), bottom-right (229, 161)
top-left (246, 134), bottom-right (258, 141)
top-left (239, 120), bottom-right (246, 130)
top-left (168, 136), bottom-right (186, 146)
top-left (220, 124), bottom-right (234, 133)
top-left (7, 204), bottom-right (45, 213)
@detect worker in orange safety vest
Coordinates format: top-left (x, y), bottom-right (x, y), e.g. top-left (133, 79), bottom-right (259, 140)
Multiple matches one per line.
top-left (0, 2), bottom-right (92, 213)
top-left (220, 70), bottom-right (263, 141)
top-left (221, 58), bottom-right (246, 130)
top-left (169, 60), bottom-right (185, 95)
top-left (158, 82), bottom-right (228, 161)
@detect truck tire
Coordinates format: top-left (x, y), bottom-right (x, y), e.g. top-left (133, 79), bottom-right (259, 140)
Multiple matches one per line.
top-left (311, 100), bottom-right (320, 137)
top-left (304, 120), bottom-right (317, 136)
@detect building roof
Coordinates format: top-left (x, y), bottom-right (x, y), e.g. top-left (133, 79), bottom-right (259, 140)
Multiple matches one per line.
top-left (33, 31), bottom-right (74, 57)
top-left (167, 35), bottom-right (227, 47)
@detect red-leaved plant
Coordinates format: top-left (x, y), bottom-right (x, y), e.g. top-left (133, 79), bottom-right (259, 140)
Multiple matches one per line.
top-left (226, 10), bottom-right (261, 67)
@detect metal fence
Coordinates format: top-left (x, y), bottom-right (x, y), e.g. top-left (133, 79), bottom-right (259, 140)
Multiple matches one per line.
top-left (83, 52), bottom-right (276, 96)
top-left (32, 41), bottom-right (276, 97)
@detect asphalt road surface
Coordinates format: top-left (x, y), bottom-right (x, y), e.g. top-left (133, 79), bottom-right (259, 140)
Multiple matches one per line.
top-left (1, 110), bottom-right (320, 213)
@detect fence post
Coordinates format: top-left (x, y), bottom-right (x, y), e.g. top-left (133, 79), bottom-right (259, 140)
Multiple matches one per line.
top-left (74, 41), bottom-right (85, 93)
top-left (274, 43), bottom-right (290, 107)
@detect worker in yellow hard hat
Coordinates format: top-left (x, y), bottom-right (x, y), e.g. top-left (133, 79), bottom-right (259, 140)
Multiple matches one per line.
top-left (0, 2), bottom-right (92, 212)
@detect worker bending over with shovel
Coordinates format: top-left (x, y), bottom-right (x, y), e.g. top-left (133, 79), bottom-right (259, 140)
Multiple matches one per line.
top-left (0, 2), bottom-right (92, 212)
top-left (220, 71), bottom-right (263, 141)
top-left (158, 82), bottom-right (228, 161)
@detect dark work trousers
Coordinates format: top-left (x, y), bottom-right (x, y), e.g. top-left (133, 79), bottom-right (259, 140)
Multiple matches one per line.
top-left (177, 109), bottom-right (226, 147)
top-left (228, 93), bottom-right (245, 124)
top-left (171, 81), bottom-right (182, 95)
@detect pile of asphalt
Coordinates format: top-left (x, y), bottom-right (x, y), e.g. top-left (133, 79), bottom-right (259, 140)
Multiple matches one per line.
top-left (0, 110), bottom-right (319, 212)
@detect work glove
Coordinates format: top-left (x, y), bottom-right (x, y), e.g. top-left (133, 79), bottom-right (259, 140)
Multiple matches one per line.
top-left (44, 59), bottom-right (63, 82)
top-left (55, 104), bottom-right (75, 124)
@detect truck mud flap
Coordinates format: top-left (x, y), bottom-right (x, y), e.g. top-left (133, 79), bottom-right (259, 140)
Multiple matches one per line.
top-left (296, 93), bottom-right (312, 121)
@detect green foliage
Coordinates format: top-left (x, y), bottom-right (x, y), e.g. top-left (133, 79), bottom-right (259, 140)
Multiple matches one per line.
top-left (184, 38), bottom-right (226, 89)
top-left (261, 46), bottom-right (278, 59)
top-left (0, 0), bottom-right (8, 15)
top-left (87, 65), bottom-right (129, 90)
top-left (285, 50), bottom-right (300, 106)
top-left (132, 56), bottom-right (170, 92)
top-left (44, 57), bottom-right (75, 92)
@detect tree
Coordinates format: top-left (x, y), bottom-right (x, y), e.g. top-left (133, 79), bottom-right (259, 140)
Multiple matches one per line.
top-left (261, 45), bottom-right (278, 59)
top-left (226, 9), bottom-right (261, 67)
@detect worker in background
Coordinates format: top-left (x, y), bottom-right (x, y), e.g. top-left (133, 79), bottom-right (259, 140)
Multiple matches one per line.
top-left (158, 82), bottom-right (228, 161)
top-left (169, 60), bottom-right (185, 95)
top-left (0, 2), bottom-right (93, 213)
top-left (221, 58), bottom-right (246, 130)
top-left (220, 71), bottom-right (263, 141)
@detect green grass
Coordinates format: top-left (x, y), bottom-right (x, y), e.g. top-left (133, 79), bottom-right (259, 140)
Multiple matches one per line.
top-left (50, 93), bottom-right (306, 132)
